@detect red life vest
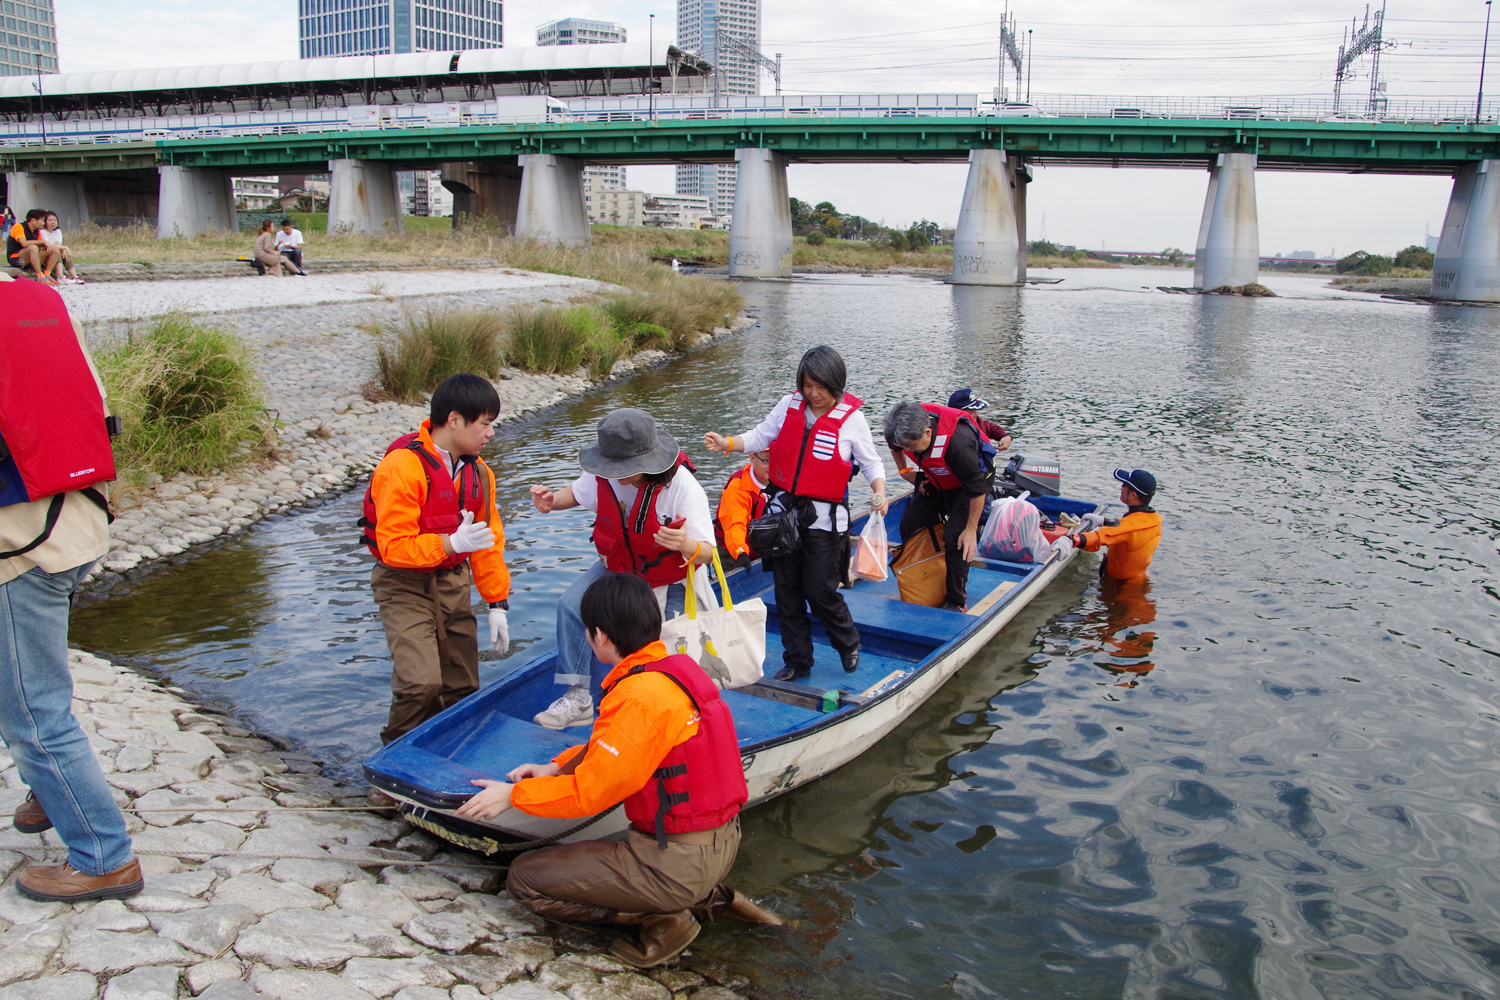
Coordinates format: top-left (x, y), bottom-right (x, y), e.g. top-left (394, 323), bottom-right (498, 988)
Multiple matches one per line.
top-left (903, 403), bottom-right (992, 491)
top-left (359, 431), bottom-right (491, 571)
top-left (713, 464), bottom-right (767, 554)
top-left (0, 280), bottom-right (116, 508)
top-left (591, 451), bottom-right (697, 588)
top-left (767, 392), bottom-right (864, 503)
top-left (605, 653), bottom-right (748, 848)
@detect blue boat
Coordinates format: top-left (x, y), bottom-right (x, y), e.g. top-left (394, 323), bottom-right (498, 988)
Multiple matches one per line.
top-left (365, 491), bottom-right (1104, 854)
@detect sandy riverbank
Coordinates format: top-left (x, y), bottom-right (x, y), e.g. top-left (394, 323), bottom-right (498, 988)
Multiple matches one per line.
top-left (68, 269), bottom-right (754, 598)
top-left (0, 652), bottom-right (753, 1000)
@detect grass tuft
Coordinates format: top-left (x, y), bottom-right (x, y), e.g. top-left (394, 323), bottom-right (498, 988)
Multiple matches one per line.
top-left (96, 314), bottom-right (268, 479)
top-left (504, 304), bottom-right (623, 379)
top-left (372, 309), bottom-right (507, 403)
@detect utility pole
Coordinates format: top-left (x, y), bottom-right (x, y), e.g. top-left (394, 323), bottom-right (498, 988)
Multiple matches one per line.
top-left (33, 54), bottom-right (45, 145)
top-left (997, 3), bottom-right (1022, 105)
top-left (1026, 29), bottom-right (1033, 102)
top-left (1333, 2), bottom-right (1394, 117)
top-left (649, 14), bottom-right (655, 122)
top-left (1480, 1), bottom-right (1494, 124)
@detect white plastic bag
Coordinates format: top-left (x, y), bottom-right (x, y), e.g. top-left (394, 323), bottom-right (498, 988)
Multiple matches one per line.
top-left (854, 511), bottom-right (890, 582)
top-left (977, 497), bottom-right (1050, 563)
top-left (660, 549), bottom-right (766, 689)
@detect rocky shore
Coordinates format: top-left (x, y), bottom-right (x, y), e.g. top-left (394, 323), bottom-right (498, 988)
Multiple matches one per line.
top-left (74, 270), bottom-right (755, 598)
top-left (0, 652), bottom-right (754, 1000)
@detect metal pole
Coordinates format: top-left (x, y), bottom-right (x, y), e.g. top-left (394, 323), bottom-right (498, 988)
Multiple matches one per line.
top-left (35, 56), bottom-right (45, 145)
top-left (1480, 1), bottom-right (1493, 124)
top-left (1026, 29), bottom-right (1033, 103)
top-left (649, 15), bottom-right (655, 122)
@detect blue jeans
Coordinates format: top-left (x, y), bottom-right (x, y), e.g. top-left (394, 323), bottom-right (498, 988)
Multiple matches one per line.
top-left (0, 563), bottom-right (134, 874)
top-left (553, 561), bottom-right (689, 694)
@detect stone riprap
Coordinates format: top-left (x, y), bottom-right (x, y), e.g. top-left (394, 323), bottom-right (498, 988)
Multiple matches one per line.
top-left (74, 270), bottom-right (752, 596)
top-left (70, 260), bottom-right (509, 286)
top-left (0, 652), bottom-right (751, 999)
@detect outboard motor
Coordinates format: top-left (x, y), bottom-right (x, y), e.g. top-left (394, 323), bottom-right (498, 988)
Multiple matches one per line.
top-left (995, 453), bottom-right (1060, 497)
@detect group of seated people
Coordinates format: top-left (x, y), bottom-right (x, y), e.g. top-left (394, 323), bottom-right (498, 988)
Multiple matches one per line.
top-left (250, 218), bottom-right (309, 276)
top-left (5, 208), bottom-right (82, 285)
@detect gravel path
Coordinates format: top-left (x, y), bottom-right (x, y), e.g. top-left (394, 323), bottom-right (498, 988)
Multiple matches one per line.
top-left (0, 652), bottom-right (752, 1000)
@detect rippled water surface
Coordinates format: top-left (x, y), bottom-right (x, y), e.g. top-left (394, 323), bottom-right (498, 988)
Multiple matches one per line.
top-left (73, 268), bottom-right (1500, 999)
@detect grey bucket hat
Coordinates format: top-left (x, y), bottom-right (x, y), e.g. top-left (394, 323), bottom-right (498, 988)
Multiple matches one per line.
top-left (579, 408), bottom-right (681, 479)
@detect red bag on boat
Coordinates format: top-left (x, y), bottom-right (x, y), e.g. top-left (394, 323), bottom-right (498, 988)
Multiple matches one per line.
top-left (978, 497), bottom-right (1049, 562)
top-left (854, 511), bottom-right (889, 582)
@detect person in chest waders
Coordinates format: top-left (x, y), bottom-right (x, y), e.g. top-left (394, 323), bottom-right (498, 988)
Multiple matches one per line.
top-left (702, 346), bottom-right (889, 681)
top-left (528, 409), bottom-right (716, 729)
top-left (456, 572), bottom-right (785, 968)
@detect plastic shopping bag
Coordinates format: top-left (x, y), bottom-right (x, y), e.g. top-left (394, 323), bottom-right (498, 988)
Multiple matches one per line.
top-left (854, 511), bottom-right (890, 582)
top-left (660, 549), bottom-right (766, 689)
top-left (977, 497), bottom-right (1050, 563)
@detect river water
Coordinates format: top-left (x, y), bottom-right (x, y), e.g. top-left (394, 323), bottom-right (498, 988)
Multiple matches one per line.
top-left (72, 267), bottom-right (1500, 999)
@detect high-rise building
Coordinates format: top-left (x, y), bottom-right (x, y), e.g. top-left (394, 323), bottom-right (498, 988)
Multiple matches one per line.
top-left (676, 0), bottom-right (763, 216)
top-left (1, 0), bottom-right (58, 76)
top-left (536, 17), bottom-right (625, 46)
top-left (298, 0), bottom-right (502, 59)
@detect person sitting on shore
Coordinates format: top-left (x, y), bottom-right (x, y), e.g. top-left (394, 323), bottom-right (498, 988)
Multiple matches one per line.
top-left (946, 387), bottom-right (1012, 451)
top-left (275, 218), bottom-right (308, 276)
top-left (360, 374), bottom-right (511, 799)
top-left (7, 209), bottom-right (60, 285)
top-left (1064, 469), bottom-right (1162, 581)
top-left (252, 220), bottom-right (292, 277)
top-left (40, 212), bottom-right (83, 284)
top-left (884, 399), bottom-right (997, 612)
top-left (528, 409), bottom-right (715, 730)
top-left (455, 571), bottom-right (785, 968)
top-left (714, 449), bottom-right (769, 566)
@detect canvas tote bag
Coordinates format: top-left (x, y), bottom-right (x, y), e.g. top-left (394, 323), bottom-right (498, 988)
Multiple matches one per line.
top-left (661, 547), bottom-right (767, 689)
top-left (891, 524), bottom-right (947, 607)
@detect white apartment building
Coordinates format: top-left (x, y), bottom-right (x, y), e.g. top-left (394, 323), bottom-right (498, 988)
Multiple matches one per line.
top-left (536, 17), bottom-right (625, 45)
top-left (588, 190), bottom-right (709, 229)
top-left (676, 0), bottom-right (763, 217)
top-left (233, 176), bottom-right (281, 212)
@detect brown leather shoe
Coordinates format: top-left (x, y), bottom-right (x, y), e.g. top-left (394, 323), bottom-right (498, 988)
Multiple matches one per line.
top-left (691, 884), bottom-right (790, 929)
top-left (13, 791), bottom-right (51, 834)
top-left (17, 858), bottom-right (143, 902)
top-left (610, 910), bottom-right (700, 969)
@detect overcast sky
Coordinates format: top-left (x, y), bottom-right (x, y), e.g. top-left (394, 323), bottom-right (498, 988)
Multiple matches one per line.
top-left (55, 0), bottom-right (1491, 253)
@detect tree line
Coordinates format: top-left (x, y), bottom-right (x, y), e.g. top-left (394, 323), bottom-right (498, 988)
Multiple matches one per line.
top-left (789, 198), bottom-right (943, 251)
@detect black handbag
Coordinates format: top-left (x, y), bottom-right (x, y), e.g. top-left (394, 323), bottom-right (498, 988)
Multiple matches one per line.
top-left (747, 508), bottom-right (800, 558)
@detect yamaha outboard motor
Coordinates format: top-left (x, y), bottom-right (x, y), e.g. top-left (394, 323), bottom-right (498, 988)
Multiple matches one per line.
top-left (995, 454), bottom-right (1060, 497)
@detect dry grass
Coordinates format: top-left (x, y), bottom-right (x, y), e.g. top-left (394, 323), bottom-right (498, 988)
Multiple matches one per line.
top-left (95, 314), bottom-right (270, 482)
top-left (504, 304), bottom-right (623, 378)
top-left (371, 309), bottom-right (507, 403)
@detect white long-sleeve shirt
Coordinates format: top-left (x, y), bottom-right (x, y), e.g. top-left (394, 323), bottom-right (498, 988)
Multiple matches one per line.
top-left (735, 394), bottom-right (887, 532)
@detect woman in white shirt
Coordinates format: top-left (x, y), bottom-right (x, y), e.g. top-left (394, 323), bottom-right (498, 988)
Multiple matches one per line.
top-left (704, 346), bottom-right (888, 681)
top-left (41, 214), bottom-right (81, 284)
top-left (528, 408), bottom-right (715, 729)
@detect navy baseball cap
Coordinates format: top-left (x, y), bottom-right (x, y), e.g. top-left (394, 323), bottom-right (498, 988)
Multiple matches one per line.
top-left (1113, 468), bottom-right (1157, 499)
top-left (947, 387), bottom-right (990, 411)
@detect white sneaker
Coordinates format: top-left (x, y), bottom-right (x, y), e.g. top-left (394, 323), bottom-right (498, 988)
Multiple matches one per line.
top-left (534, 686), bottom-right (594, 729)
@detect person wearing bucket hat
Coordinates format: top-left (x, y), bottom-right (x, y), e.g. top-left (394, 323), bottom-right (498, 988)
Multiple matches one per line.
top-left (529, 408), bottom-right (716, 729)
top-left (702, 346), bottom-right (888, 682)
top-left (945, 388), bottom-right (1013, 452)
top-left (1061, 468), bottom-right (1162, 581)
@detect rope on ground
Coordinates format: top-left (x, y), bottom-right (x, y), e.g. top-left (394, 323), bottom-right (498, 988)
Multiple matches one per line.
top-left (17, 847), bottom-right (506, 870)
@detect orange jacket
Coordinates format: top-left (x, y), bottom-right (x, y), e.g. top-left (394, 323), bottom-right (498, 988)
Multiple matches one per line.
top-left (1078, 509), bottom-right (1161, 581)
top-left (511, 641), bottom-right (699, 818)
top-left (715, 463), bottom-right (766, 559)
top-left (367, 421), bottom-right (510, 603)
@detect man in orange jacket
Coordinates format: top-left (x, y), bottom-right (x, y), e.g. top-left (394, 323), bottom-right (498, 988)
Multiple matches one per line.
top-left (455, 572), bottom-right (783, 968)
top-left (363, 374), bottom-right (511, 762)
top-left (715, 449), bottom-right (769, 565)
top-left (1068, 468), bottom-right (1162, 581)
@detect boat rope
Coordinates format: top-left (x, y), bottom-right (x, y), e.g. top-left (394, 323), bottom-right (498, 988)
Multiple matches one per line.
top-left (14, 847), bottom-right (506, 870)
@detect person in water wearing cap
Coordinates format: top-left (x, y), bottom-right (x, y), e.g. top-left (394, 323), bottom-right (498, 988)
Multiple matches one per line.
top-left (1065, 469), bottom-right (1162, 581)
top-left (529, 409), bottom-right (715, 729)
top-left (946, 388), bottom-right (1013, 452)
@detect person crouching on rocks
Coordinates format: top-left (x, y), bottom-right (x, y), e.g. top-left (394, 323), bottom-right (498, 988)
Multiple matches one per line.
top-left (527, 408), bottom-right (715, 730)
top-left (455, 571), bottom-right (785, 968)
top-left (360, 374), bottom-right (511, 793)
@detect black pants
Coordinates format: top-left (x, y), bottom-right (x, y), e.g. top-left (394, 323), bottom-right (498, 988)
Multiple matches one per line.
top-left (901, 484), bottom-right (974, 608)
top-left (772, 526), bottom-right (860, 672)
top-left (280, 248), bottom-right (305, 273)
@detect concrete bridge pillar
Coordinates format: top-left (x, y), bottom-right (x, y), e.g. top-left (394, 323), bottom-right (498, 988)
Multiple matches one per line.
top-left (1193, 153), bottom-right (1259, 290)
top-left (951, 149), bottom-right (1023, 286)
top-left (441, 161), bottom-right (523, 233)
top-left (4, 172), bottom-right (89, 230)
top-left (156, 166), bottom-right (236, 239)
top-left (1431, 160), bottom-right (1500, 302)
top-left (729, 147), bottom-right (793, 278)
top-left (327, 159), bottom-right (403, 236)
top-left (515, 154), bottom-right (590, 246)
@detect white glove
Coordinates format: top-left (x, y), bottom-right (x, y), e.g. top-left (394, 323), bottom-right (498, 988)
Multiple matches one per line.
top-left (1051, 535), bottom-right (1076, 553)
top-left (488, 608), bottom-right (509, 650)
top-left (1081, 512), bottom-right (1106, 531)
top-left (449, 510), bottom-right (495, 554)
